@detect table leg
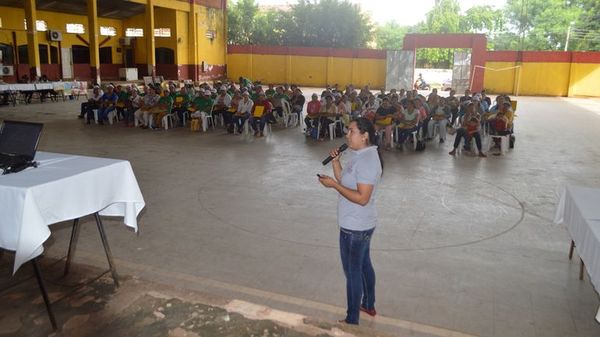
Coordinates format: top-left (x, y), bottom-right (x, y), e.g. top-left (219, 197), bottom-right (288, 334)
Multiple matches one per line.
top-left (93, 213), bottom-right (120, 287)
top-left (32, 258), bottom-right (58, 330)
top-left (63, 218), bottom-right (80, 276)
top-left (580, 258), bottom-right (585, 280)
top-left (569, 240), bottom-right (575, 260)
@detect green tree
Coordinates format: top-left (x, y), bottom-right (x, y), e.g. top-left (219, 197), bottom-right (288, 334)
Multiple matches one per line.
top-left (252, 10), bottom-right (293, 45)
top-left (499, 0), bottom-right (582, 50)
top-left (288, 0), bottom-right (373, 48)
top-left (374, 22), bottom-right (411, 50)
top-left (460, 6), bottom-right (504, 34)
top-left (227, 0), bottom-right (259, 45)
top-left (227, 0), bottom-right (373, 48)
top-left (416, 0), bottom-right (462, 67)
top-left (567, 0), bottom-right (600, 51)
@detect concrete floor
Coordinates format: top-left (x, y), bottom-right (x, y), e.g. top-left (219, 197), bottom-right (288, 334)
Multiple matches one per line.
top-left (1, 94), bottom-right (600, 337)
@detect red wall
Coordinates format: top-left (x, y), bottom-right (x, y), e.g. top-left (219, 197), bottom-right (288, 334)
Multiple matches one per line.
top-left (100, 64), bottom-right (121, 80)
top-left (40, 64), bottom-right (61, 80)
top-left (156, 64), bottom-right (178, 80)
top-left (486, 50), bottom-right (600, 64)
top-left (73, 64), bottom-right (92, 81)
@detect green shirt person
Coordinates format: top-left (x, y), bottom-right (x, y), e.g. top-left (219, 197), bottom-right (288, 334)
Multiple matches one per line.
top-left (172, 89), bottom-right (192, 111)
top-left (192, 91), bottom-right (214, 113)
top-left (158, 94), bottom-right (174, 112)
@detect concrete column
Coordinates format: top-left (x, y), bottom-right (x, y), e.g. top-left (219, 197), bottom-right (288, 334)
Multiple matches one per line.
top-left (188, 3), bottom-right (199, 81)
top-left (146, 0), bottom-right (156, 78)
top-left (23, 0), bottom-right (41, 78)
top-left (87, 0), bottom-right (101, 84)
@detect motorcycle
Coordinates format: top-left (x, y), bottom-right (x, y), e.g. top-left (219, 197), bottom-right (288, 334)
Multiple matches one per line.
top-left (414, 79), bottom-right (431, 90)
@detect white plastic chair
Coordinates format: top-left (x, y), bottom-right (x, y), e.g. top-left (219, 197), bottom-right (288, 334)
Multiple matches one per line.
top-left (282, 100), bottom-right (296, 127)
top-left (93, 109), bottom-right (119, 125)
top-left (107, 110), bottom-right (119, 125)
top-left (234, 119), bottom-right (251, 138)
top-left (200, 106), bottom-right (216, 132)
top-left (392, 126), bottom-right (418, 150)
top-left (162, 113), bottom-right (176, 130)
top-left (329, 119), bottom-right (343, 140)
top-left (181, 111), bottom-right (189, 127)
top-left (72, 81), bottom-right (89, 100)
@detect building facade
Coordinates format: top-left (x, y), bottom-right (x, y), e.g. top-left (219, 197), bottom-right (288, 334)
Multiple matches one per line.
top-left (0, 0), bottom-right (227, 83)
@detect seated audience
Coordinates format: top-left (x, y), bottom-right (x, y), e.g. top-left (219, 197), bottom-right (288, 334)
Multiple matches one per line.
top-left (234, 91), bottom-right (254, 134)
top-left (250, 92), bottom-right (273, 137)
top-left (135, 85), bottom-right (160, 128)
top-left (95, 85), bottom-right (118, 125)
top-left (80, 85), bottom-right (103, 121)
top-left (290, 88), bottom-right (306, 122)
top-left (395, 99), bottom-right (421, 148)
top-left (304, 93), bottom-right (321, 134)
top-left (125, 86), bottom-right (143, 127)
top-left (449, 102), bottom-right (486, 157)
top-left (224, 91), bottom-right (241, 133)
top-left (318, 95), bottom-right (338, 139)
top-left (428, 97), bottom-right (450, 143)
top-left (374, 97), bottom-right (396, 150)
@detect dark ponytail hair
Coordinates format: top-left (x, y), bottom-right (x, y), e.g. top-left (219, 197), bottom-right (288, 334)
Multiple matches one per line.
top-left (353, 117), bottom-right (384, 173)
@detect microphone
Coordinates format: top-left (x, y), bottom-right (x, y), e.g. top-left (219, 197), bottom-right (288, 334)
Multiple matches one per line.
top-left (322, 143), bottom-right (348, 165)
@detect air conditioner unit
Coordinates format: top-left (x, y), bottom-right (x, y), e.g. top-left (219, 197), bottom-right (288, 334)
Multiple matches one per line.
top-left (1, 65), bottom-right (14, 76)
top-left (48, 30), bottom-right (62, 42)
top-left (119, 37), bottom-right (133, 46)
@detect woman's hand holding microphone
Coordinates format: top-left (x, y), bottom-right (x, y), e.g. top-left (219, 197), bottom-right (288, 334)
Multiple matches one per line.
top-left (318, 147), bottom-right (343, 188)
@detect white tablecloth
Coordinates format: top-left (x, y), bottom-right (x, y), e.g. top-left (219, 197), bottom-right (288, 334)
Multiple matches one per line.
top-left (0, 83), bottom-right (36, 92)
top-left (554, 185), bottom-right (600, 320)
top-left (0, 152), bottom-right (145, 274)
top-left (35, 83), bottom-right (53, 90)
top-left (0, 82), bottom-right (66, 92)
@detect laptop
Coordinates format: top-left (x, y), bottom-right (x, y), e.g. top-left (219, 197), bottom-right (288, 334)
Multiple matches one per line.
top-left (0, 120), bottom-right (44, 174)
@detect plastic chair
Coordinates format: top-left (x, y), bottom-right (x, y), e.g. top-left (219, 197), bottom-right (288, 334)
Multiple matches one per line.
top-left (200, 106), bottom-right (216, 132)
top-left (392, 126), bottom-right (418, 150)
top-left (162, 113), bottom-right (176, 130)
top-left (73, 81), bottom-right (89, 100)
top-left (282, 100), bottom-right (296, 127)
top-left (234, 119), bottom-right (250, 138)
top-left (329, 119), bottom-right (343, 140)
top-left (181, 110), bottom-right (190, 127)
top-left (93, 109), bottom-right (119, 125)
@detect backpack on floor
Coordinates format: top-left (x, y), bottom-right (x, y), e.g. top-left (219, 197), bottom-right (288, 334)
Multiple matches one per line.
top-left (415, 139), bottom-right (426, 152)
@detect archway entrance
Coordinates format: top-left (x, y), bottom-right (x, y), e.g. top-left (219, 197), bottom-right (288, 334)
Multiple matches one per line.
top-left (385, 33), bottom-right (487, 93)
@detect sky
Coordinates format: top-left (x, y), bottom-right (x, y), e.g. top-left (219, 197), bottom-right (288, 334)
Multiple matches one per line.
top-left (254, 0), bottom-right (508, 26)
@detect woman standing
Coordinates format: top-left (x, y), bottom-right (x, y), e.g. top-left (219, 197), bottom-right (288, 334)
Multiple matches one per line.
top-left (318, 117), bottom-right (383, 325)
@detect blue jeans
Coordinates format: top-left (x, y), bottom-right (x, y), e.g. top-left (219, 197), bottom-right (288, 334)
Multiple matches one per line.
top-left (234, 115), bottom-right (248, 133)
top-left (98, 106), bottom-right (115, 121)
top-left (250, 114), bottom-right (271, 132)
top-left (396, 125), bottom-right (419, 144)
top-left (339, 227), bottom-right (376, 324)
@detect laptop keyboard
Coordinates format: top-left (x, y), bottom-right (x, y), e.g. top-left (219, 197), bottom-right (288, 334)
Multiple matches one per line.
top-left (0, 153), bottom-right (27, 168)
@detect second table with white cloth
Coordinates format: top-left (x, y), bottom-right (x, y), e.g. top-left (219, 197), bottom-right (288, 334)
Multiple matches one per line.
top-left (0, 151), bottom-right (145, 273)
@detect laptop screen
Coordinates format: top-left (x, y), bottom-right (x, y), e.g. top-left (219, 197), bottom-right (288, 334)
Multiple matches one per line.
top-left (0, 120), bottom-right (44, 160)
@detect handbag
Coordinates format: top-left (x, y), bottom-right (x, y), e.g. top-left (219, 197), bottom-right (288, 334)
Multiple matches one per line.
top-left (190, 118), bottom-right (201, 131)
